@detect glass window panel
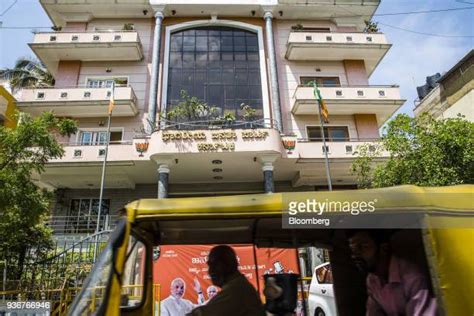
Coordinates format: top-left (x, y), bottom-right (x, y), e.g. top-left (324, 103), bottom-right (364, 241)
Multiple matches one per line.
top-left (182, 29), bottom-right (195, 36)
top-left (182, 70), bottom-right (194, 85)
top-left (220, 29), bottom-right (233, 36)
top-left (169, 69), bottom-right (182, 85)
top-left (249, 86), bottom-right (262, 99)
top-left (183, 36), bottom-right (195, 51)
top-left (194, 85), bottom-right (206, 100)
top-left (80, 132), bottom-right (92, 145)
top-left (208, 35), bottom-right (220, 51)
top-left (208, 85), bottom-right (223, 107)
top-left (208, 69), bottom-right (221, 84)
top-left (222, 52), bottom-right (233, 61)
top-left (196, 29), bottom-right (208, 36)
top-left (97, 132), bottom-right (107, 145)
top-left (235, 85), bottom-right (248, 99)
top-left (221, 36), bottom-right (233, 51)
top-left (234, 52), bottom-right (246, 61)
top-left (166, 27), bottom-right (262, 123)
top-left (170, 52), bottom-right (182, 68)
top-left (196, 36), bottom-right (208, 52)
top-left (235, 61), bottom-right (247, 69)
top-left (234, 36), bottom-right (246, 51)
top-left (224, 85), bottom-right (235, 99)
top-left (249, 70), bottom-right (261, 85)
top-left (182, 53), bottom-right (195, 68)
top-left (247, 52), bottom-right (259, 61)
top-left (329, 127), bottom-right (349, 141)
top-left (208, 52), bottom-right (220, 62)
top-left (235, 69), bottom-right (248, 84)
top-left (195, 70), bottom-right (206, 83)
top-left (222, 69), bottom-right (234, 84)
top-left (196, 52), bottom-right (208, 68)
top-left (170, 35), bottom-right (183, 51)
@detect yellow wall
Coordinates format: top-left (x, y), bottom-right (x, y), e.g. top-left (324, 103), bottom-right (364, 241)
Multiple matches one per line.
top-left (0, 86), bottom-right (17, 128)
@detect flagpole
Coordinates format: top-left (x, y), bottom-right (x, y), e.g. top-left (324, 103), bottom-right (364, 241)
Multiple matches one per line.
top-left (94, 82), bottom-right (114, 260)
top-left (313, 82), bottom-right (333, 191)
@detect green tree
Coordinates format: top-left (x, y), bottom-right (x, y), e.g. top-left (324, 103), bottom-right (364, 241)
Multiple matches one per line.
top-left (351, 114), bottom-right (474, 188)
top-left (0, 112), bottom-right (77, 280)
top-left (0, 58), bottom-right (54, 93)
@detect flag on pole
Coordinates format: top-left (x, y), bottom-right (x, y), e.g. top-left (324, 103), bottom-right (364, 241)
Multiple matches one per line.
top-left (108, 82), bottom-right (115, 115)
top-left (313, 82), bottom-right (329, 123)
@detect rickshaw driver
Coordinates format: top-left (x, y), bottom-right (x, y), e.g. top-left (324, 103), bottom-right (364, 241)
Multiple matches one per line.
top-left (187, 245), bottom-right (265, 316)
top-left (349, 230), bottom-right (438, 316)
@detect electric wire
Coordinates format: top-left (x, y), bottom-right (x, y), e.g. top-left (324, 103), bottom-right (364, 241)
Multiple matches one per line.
top-left (0, 0), bottom-right (18, 17)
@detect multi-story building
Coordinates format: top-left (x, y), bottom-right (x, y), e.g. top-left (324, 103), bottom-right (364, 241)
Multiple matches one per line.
top-left (414, 49), bottom-right (473, 121)
top-left (16, 0), bottom-right (404, 242)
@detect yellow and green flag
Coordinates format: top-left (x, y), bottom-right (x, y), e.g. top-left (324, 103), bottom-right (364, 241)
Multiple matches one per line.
top-left (108, 82), bottom-right (115, 115)
top-left (313, 82), bottom-right (329, 123)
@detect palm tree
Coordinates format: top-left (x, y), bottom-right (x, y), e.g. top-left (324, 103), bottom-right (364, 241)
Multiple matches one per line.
top-left (0, 58), bottom-right (54, 93)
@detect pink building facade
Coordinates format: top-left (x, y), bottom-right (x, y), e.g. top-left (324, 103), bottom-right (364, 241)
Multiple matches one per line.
top-left (17, 0), bottom-right (404, 237)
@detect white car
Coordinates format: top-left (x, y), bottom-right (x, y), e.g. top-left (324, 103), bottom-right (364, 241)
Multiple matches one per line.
top-left (308, 262), bottom-right (337, 316)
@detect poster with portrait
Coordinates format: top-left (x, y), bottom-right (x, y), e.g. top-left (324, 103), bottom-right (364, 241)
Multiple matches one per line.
top-left (153, 244), bottom-right (300, 305)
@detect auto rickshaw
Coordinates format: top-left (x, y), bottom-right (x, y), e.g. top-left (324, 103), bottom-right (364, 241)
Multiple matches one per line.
top-left (68, 185), bottom-right (474, 316)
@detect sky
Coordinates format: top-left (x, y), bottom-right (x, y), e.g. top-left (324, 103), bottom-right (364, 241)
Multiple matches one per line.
top-left (0, 0), bottom-right (473, 119)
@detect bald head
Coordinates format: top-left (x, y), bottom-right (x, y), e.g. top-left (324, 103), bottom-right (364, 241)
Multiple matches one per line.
top-left (207, 245), bottom-right (238, 287)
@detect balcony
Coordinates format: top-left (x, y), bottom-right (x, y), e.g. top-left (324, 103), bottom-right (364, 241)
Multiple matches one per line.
top-left (29, 31), bottom-right (143, 75)
top-left (292, 139), bottom-right (388, 186)
top-left (16, 86), bottom-right (138, 117)
top-left (291, 85), bottom-right (405, 124)
top-left (47, 214), bottom-right (118, 235)
top-left (286, 32), bottom-right (390, 75)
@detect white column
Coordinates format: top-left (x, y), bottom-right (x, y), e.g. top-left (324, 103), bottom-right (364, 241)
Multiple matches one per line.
top-left (263, 11), bottom-right (282, 132)
top-left (157, 164), bottom-right (170, 199)
top-left (259, 154), bottom-right (279, 193)
top-left (147, 10), bottom-right (164, 133)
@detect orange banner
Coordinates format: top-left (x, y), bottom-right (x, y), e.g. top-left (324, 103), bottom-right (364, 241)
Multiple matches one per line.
top-left (153, 244), bottom-right (299, 304)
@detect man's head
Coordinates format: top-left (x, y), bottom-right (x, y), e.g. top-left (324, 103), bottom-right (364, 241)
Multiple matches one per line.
top-left (348, 230), bottom-right (390, 273)
top-left (207, 285), bottom-right (218, 300)
top-left (207, 245), bottom-right (238, 287)
top-left (170, 278), bottom-right (186, 299)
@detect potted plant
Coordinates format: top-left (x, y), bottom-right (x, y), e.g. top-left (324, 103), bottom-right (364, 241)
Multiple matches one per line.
top-left (291, 24), bottom-right (304, 31)
top-left (364, 20), bottom-right (379, 33)
top-left (122, 23), bottom-right (135, 31)
top-left (163, 90), bottom-right (219, 130)
top-left (240, 103), bottom-right (257, 128)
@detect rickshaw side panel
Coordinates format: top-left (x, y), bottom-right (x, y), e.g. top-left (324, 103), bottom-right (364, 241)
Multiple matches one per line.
top-left (426, 221), bottom-right (474, 316)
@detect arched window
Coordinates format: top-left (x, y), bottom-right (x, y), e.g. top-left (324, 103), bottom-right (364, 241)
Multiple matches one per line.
top-left (166, 26), bottom-right (263, 124)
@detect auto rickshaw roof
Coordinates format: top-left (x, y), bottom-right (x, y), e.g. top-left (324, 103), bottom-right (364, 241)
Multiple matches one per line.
top-left (125, 185), bottom-right (474, 221)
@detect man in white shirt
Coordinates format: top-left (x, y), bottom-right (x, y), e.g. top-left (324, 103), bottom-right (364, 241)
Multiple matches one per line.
top-left (160, 278), bottom-right (195, 316)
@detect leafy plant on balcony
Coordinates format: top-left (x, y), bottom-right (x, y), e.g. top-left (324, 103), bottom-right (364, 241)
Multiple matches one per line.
top-left (364, 20), bottom-right (379, 33)
top-left (163, 90), bottom-right (220, 124)
top-left (51, 25), bottom-right (62, 32)
top-left (0, 58), bottom-right (54, 93)
top-left (240, 103), bottom-right (257, 121)
top-left (122, 23), bottom-right (135, 31)
top-left (291, 24), bottom-right (304, 31)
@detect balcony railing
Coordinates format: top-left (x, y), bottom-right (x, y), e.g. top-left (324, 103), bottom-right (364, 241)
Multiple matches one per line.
top-left (292, 85), bottom-right (401, 101)
top-left (47, 215), bottom-right (118, 235)
top-left (158, 118), bottom-right (277, 131)
top-left (16, 86), bottom-right (138, 117)
top-left (32, 30), bottom-right (141, 45)
top-left (286, 31), bottom-right (390, 75)
top-left (291, 85), bottom-right (405, 121)
top-left (30, 30), bottom-right (143, 74)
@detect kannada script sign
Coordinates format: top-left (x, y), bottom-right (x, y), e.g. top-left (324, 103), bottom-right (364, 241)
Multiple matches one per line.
top-left (161, 130), bottom-right (270, 152)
